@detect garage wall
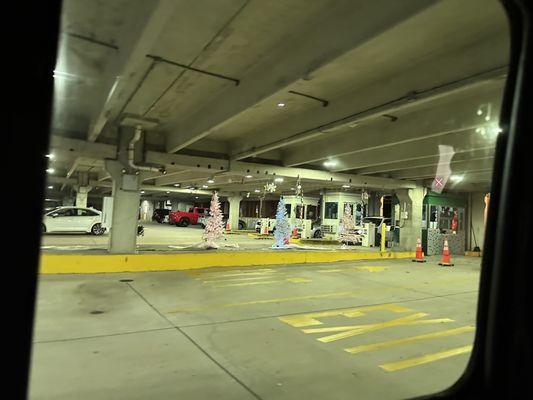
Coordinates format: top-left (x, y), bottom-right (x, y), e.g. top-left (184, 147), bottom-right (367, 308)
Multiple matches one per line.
top-left (468, 192), bottom-right (487, 251)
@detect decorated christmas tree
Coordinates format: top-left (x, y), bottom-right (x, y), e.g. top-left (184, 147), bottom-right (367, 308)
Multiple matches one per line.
top-left (273, 196), bottom-right (290, 248)
top-left (202, 192), bottom-right (224, 248)
top-left (339, 203), bottom-right (357, 246)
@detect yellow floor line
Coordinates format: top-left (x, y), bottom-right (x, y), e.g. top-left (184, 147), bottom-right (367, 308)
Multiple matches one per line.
top-left (379, 345), bottom-right (473, 372)
top-left (345, 326), bottom-right (475, 354)
top-left (212, 280), bottom-right (286, 288)
top-left (202, 276), bottom-right (276, 283)
top-left (166, 277), bottom-right (470, 314)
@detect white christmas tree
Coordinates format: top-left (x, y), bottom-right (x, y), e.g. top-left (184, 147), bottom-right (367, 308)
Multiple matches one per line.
top-left (339, 203), bottom-right (357, 246)
top-left (273, 196), bottom-right (291, 248)
top-left (202, 192), bottom-right (224, 248)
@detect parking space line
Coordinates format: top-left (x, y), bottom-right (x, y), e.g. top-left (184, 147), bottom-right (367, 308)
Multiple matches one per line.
top-left (379, 345), bottom-right (473, 371)
top-left (213, 280), bottom-right (287, 288)
top-left (202, 276), bottom-right (276, 283)
top-left (344, 325), bottom-right (475, 354)
top-left (309, 314), bottom-right (455, 343)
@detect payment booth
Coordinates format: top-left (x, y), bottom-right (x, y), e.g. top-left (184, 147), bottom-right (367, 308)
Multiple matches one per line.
top-left (321, 192), bottom-right (365, 241)
top-left (422, 192), bottom-right (466, 256)
top-left (284, 195), bottom-right (319, 239)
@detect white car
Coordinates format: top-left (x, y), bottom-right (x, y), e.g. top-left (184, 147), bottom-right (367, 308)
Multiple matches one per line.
top-left (42, 206), bottom-right (104, 235)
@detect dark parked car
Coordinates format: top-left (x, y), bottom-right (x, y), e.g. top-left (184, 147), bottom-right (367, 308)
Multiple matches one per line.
top-left (152, 208), bottom-right (171, 223)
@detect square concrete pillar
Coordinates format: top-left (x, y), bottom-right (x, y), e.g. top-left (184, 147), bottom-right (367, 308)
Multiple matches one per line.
top-left (105, 160), bottom-right (141, 253)
top-left (395, 186), bottom-right (426, 251)
top-left (75, 186), bottom-right (91, 208)
top-left (227, 195), bottom-right (242, 230)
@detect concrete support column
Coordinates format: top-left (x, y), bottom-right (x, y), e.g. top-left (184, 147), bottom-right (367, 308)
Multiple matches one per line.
top-left (105, 159), bottom-right (141, 253)
top-left (227, 195), bottom-right (243, 230)
top-left (75, 186), bottom-right (92, 208)
top-left (140, 199), bottom-right (154, 221)
top-left (395, 186), bottom-right (426, 251)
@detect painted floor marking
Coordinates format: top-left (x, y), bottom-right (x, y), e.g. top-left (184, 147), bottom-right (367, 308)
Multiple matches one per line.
top-left (166, 277), bottom-right (470, 314)
top-left (344, 325), bottom-right (475, 354)
top-left (379, 345), bottom-right (473, 371)
top-left (317, 266), bottom-right (388, 273)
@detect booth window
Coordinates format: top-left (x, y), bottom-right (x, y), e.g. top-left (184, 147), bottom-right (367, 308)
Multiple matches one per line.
top-left (325, 202), bottom-right (338, 219)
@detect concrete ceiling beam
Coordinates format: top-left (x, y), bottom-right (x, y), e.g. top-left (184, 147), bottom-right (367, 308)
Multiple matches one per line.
top-left (87, 0), bottom-right (177, 142)
top-left (327, 130), bottom-right (498, 172)
top-left (392, 159), bottom-right (494, 180)
top-left (283, 87), bottom-right (503, 167)
top-left (354, 148), bottom-right (495, 175)
top-left (165, 0), bottom-right (437, 153)
top-left (232, 66), bottom-right (507, 161)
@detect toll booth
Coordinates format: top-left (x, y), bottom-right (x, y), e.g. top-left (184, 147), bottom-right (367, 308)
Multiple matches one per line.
top-left (422, 192), bottom-right (466, 255)
top-left (320, 192), bottom-right (363, 240)
top-left (283, 195), bottom-right (319, 238)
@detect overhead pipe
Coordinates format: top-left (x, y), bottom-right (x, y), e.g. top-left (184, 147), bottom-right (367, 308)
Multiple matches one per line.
top-left (128, 125), bottom-right (166, 173)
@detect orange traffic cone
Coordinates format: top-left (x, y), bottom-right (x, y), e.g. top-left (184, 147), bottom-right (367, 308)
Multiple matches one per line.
top-left (225, 222), bottom-right (230, 231)
top-left (412, 238), bottom-right (426, 263)
top-left (438, 236), bottom-right (454, 266)
top-left (292, 227), bottom-right (298, 238)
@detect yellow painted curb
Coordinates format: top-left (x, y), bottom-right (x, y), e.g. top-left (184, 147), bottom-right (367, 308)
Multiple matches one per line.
top-left (465, 251), bottom-right (482, 257)
top-left (39, 251), bottom-right (415, 274)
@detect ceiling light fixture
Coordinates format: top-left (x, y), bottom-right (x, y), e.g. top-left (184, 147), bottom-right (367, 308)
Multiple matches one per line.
top-left (254, 189), bottom-right (261, 193)
top-left (274, 177), bottom-right (284, 183)
top-left (277, 102), bottom-right (286, 108)
top-left (166, 191), bottom-right (170, 194)
top-left (207, 178), bottom-right (215, 184)
top-left (450, 175), bottom-right (464, 182)
top-left (174, 183), bottom-right (180, 187)
top-left (342, 184), bottom-right (350, 188)
top-left (47, 186), bottom-right (53, 189)
top-left (46, 168), bottom-right (55, 174)
top-left (323, 160), bottom-right (337, 167)
top-left (202, 185), bottom-right (209, 188)
top-left (245, 174), bottom-right (253, 178)
top-left (46, 154), bottom-right (54, 159)
top-left (141, 190), bottom-right (145, 194)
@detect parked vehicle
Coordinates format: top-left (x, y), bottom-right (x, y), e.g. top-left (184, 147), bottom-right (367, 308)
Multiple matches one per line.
top-left (152, 208), bottom-right (171, 223)
top-left (198, 214), bottom-right (246, 230)
top-left (169, 207), bottom-right (207, 227)
top-left (42, 206), bottom-right (104, 235)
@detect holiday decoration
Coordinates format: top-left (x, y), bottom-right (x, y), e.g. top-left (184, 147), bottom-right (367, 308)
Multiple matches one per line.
top-left (339, 203), bottom-right (358, 247)
top-left (264, 182), bottom-right (277, 193)
top-left (202, 192), bottom-right (224, 248)
top-left (273, 196), bottom-right (291, 248)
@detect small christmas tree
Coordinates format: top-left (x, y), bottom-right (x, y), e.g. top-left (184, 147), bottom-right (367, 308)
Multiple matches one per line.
top-left (339, 203), bottom-right (358, 246)
top-left (202, 192), bottom-right (224, 248)
top-left (273, 196), bottom-right (290, 248)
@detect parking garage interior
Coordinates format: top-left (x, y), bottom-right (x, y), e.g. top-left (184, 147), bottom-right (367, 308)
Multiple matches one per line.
top-left (31, 0), bottom-right (508, 399)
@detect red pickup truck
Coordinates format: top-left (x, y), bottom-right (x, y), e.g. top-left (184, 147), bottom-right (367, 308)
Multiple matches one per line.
top-left (169, 207), bottom-right (206, 227)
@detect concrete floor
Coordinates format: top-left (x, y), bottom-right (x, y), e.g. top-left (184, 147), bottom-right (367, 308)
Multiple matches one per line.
top-left (41, 222), bottom-right (274, 251)
top-left (29, 256), bottom-right (480, 399)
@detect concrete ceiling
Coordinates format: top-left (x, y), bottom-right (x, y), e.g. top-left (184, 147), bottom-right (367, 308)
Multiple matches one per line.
top-left (47, 0), bottom-right (509, 198)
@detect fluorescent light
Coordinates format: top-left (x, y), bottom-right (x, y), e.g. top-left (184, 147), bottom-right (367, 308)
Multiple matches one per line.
top-left (140, 190), bottom-right (145, 194)
top-left (46, 168), bottom-right (55, 174)
top-left (47, 186), bottom-right (53, 189)
top-left (195, 196), bottom-right (199, 199)
top-left (245, 175), bottom-right (253, 178)
top-left (485, 116), bottom-right (490, 121)
top-left (342, 184), bottom-right (350, 188)
top-left (166, 191), bottom-right (170, 194)
top-left (450, 175), bottom-right (464, 182)
top-left (174, 183), bottom-right (180, 187)
top-left (476, 109), bottom-right (483, 116)
top-left (274, 177), bottom-right (284, 183)
top-left (207, 178), bottom-right (215, 184)
top-left (254, 189), bottom-right (261, 193)
top-left (46, 154), bottom-right (54, 159)
top-left (202, 185), bottom-right (209, 188)
top-left (323, 160), bottom-right (337, 167)
top-left (277, 102), bottom-right (286, 108)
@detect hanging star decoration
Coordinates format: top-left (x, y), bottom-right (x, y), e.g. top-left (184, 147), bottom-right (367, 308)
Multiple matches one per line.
top-left (264, 182), bottom-right (277, 193)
